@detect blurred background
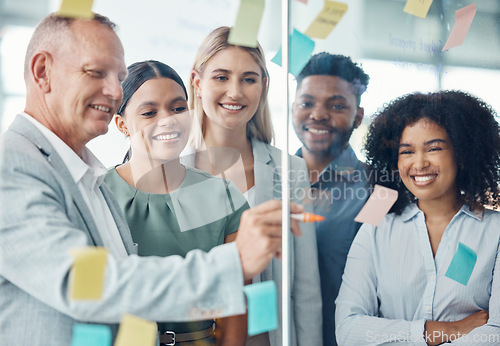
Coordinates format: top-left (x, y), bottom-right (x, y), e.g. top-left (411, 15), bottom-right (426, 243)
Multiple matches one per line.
top-left (1, 0), bottom-right (498, 166)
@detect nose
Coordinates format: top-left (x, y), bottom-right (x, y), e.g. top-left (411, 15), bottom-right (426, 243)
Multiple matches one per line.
top-left (413, 151), bottom-right (429, 170)
top-left (226, 79), bottom-right (242, 100)
top-left (310, 105), bottom-right (329, 121)
top-left (157, 112), bottom-right (177, 127)
top-left (103, 76), bottom-right (123, 102)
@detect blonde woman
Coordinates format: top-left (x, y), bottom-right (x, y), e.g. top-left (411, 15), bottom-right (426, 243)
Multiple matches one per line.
top-left (185, 27), bottom-right (322, 346)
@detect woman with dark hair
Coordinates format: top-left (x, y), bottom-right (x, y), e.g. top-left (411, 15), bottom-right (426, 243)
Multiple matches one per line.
top-left (104, 60), bottom-right (249, 345)
top-left (335, 90), bottom-right (500, 345)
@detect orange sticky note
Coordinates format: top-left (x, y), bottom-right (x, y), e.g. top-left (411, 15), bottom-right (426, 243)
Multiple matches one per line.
top-left (58, 0), bottom-right (94, 19)
top-left (354, 185), bottom-right (398, 226)
top-left (442, 3), bottom-right (477, 51)
top-left (69, 247), bottom-right (107, 300)
top-left (305, 1), bottom-right (348, 39)
top-left (403, 0), bottom-right (434, 19)
top-left (115, 314), bottom-right (157, 346)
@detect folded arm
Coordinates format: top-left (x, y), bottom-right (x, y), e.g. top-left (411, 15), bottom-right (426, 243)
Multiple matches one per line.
top-left (447, 240), bottom-right (500, 345)
top-left (335, 224), bottom-right (427, 345)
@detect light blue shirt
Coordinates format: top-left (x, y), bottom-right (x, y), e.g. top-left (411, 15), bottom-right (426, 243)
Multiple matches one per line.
top-left (335, 203), bottom-right (500, 345)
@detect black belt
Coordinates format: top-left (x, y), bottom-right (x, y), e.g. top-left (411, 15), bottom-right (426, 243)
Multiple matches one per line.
top-left (159, 325), bottom-right (215, 345)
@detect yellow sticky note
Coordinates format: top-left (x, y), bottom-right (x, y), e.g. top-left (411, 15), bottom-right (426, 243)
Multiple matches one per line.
top-left (114, 314), bottom-right (157, 346)
top-left (69, 247), bottom-right (107, 300)
top-left (305, 1), bottom-right (348, 39)
top-left (228, 0), bottom-right (265, 48)
top-left (403, 0), bottom-right (434, 19)
top-left (58, 0), bottom-right (94, 19)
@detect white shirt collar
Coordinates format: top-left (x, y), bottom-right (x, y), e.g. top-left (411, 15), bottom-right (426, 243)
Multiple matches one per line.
top-left (21, 112), bottom-right (107, 186)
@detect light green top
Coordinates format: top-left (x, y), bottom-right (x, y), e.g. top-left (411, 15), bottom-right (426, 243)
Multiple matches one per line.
top-left (104, 166), bottom-right (249, 334)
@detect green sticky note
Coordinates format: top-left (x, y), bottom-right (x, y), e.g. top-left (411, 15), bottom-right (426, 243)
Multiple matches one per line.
top-left (227, 0), bottom-right (265, 48)
top-left (58, 0), bottom-right (94, 19)
top-left (445, 242), bottom-right (477, 286)
top-left (243, 281), bottom-right (278, 336)
top-left (71, 324), bottom-right (111, 346)
top-left (271, 29), bottom-right (315, 76)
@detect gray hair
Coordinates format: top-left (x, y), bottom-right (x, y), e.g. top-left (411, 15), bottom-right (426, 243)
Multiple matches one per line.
top-left (24, 12), bottom-right (116, 80)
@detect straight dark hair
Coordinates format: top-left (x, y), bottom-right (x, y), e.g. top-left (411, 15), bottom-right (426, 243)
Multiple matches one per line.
top-left (118, 60), bottom-right (188, 162)
top-left (117, 60), bottom-right (187, 116)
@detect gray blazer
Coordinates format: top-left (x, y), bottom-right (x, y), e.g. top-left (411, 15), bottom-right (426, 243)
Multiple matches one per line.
top-left (251, 138), bottom-right (323, 346)
top-left (0, 115), bottom-right (246, 346)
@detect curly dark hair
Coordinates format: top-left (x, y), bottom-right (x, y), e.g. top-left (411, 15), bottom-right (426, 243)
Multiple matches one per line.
top-left (364, 90), bottom-right (500, 214)
top-left (296, 52), bottom-right (369, 106)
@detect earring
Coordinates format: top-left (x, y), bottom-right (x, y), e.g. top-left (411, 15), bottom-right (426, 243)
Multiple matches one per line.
top-left (123, 131), bottom-right (128, 136)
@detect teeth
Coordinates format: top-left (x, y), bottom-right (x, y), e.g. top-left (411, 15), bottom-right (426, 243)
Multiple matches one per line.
top-left (308, 128), bottom-right (329, 134)
top-left (414, 175), bottom-right (435, 182)
top-left (221, 104), bottom-right (243, 110)
top-left (90, 105), bottom-right (111, 113)
top-left (154, 133), bottom-right (180, 140)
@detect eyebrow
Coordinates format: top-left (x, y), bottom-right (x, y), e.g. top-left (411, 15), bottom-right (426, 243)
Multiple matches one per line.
top-left (138, 101), bottom-right (158, 108)
top-left (298, 94), bottom-right (347, 101)
top-left (425, 138), bottom-right (447, 145)
top-left (399, 138), bottom-right (447, 147)
top-left (210, 68), bottom-right (260, 77)
top-left (137, 97), bottom-right (186, 108)
top-left (170, 96), bottom-right (187, 103)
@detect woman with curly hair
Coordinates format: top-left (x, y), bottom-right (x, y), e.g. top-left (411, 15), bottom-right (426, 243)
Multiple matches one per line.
top-left (335, 90), bottom-right (500, 345)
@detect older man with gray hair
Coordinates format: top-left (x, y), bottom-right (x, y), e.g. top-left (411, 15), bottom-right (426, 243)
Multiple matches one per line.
top-left (0, 12), bottom-right (302, 345)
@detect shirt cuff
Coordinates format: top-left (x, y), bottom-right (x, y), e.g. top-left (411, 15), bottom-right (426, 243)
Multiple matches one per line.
top-left (211, 242), bottom-right (246, 316)
top-left (410, 319), bottom-right (428, 345)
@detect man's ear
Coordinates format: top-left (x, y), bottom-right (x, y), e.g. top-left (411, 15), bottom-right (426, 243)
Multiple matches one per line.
top-left (354, 107), bottom-right (364, 129)
top-left (115, 114), bottom-right (128, 136)
top-left (191, 70), bottom-right (202, 97)
top-left (31, 52), bottom-right (52, 93)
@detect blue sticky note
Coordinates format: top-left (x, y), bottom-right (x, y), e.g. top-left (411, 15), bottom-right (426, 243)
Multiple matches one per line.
top-left (445, 242), bottom-right (477, 286)
top-left (271, 29), bottom-right (315, 76)
top-left (243, 281), bottom-right (278, 336)
top-left (71, 323), bottom-right (111, 346)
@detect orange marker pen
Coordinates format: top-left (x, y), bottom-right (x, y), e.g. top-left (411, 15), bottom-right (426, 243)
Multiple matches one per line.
top-left (291, 212), bottom-right (325, 223)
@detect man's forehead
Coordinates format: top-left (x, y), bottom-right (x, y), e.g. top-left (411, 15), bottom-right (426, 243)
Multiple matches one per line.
top-left (70, 19), bottom-right (121, 45)
top-left (68, 21), bottom-right (124, 57)
top-left (297, 75), bottom-right (354, 98)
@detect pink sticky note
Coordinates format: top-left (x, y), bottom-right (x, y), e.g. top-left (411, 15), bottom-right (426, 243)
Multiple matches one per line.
top-left (354, 185), bottom-right (398, 226)
top-left (442, 3), bottom-right (476, 51)
top-left (296, 0), bottom-right (308, 4)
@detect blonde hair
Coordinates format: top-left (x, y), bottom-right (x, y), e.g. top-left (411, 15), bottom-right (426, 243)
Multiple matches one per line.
top-left (188, 26), bottom-right (274, 148)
